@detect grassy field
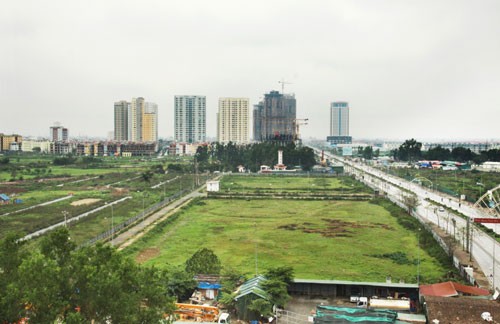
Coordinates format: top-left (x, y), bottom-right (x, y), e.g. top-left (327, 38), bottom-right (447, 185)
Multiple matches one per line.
top-left (125, 198), bottom-right (450, 283)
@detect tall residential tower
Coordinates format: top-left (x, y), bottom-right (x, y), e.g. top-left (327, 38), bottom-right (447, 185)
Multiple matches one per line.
top-left (114, 97), bottom-right (157, 142)
top-left (174, 96), bottom-right (206, 143)
top-left (327, 101), bottom-right (352, 144)
top-left (217, 97), bottom-right (249, 144)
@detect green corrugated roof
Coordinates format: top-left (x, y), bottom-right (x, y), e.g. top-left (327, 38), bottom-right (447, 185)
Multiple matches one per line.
top-left (234, 275), bottom-right (269, 300)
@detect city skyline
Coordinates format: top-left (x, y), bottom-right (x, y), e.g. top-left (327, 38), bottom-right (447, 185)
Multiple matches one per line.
top-left (2, 1), bottom-right (500, 141)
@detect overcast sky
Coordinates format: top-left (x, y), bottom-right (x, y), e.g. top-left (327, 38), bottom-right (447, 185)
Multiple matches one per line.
top-left (2, 0), bottom-right (499, 142)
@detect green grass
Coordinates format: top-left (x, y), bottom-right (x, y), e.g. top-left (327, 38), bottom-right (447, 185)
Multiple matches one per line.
top-left (125, 198), bottom-right (451, 283)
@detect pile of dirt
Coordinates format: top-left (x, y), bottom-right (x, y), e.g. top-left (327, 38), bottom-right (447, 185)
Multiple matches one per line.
top-left (70, 198), bottom-right (101, 206)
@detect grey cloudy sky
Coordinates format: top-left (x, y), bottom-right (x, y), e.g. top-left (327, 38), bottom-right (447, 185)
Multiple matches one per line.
top-left (2, 0), bottom-right (499, 141)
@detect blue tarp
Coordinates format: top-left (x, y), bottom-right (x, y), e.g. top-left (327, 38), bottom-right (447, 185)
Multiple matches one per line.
top-left (198, 282), bottom-right (221, 290)
top-left (0, 194), bottom-right (10, 201)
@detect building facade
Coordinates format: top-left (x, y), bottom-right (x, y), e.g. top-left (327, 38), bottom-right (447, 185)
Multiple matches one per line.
top-left (0, 134), bottom-right (22, 152)
top-left (253, 91), bottom-right (296, 143)
top-left (217, 97), bottom-right (249, 144)
top-left (142, 102), bottom-right (158, 142)
top-left (114, 100), bottom-right (129, 141)
top-left (114, 97), bottom-right (158, 143)
top-left (174, 96), bottom-right (206, 143)
top-left (328, 101), bottom-right (352, 145)
top-left (50, 124), bottom-right (68, 142)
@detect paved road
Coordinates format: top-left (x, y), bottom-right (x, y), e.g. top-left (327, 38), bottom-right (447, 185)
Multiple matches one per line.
top-left (114, 189), bottom-right (205, 249)
top-left (316, 148), bottom-right (498, 291)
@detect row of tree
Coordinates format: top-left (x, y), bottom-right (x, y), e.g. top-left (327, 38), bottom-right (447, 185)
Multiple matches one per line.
top-left (392, 138), bottom-right (500, 163)
top-left (195, 142), bottom-right (316, 172)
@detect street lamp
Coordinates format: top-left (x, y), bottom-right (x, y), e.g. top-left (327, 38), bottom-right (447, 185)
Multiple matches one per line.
top-left (62, 210), bottom-right (69, 227)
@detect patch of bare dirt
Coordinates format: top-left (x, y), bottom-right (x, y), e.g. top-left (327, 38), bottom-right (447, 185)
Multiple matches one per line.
top-left (135, 247), bottom-right (160, 263)
top-left (278, 218), bottom-right (394, 238)
top-left (71, 198), bottom-right (101, 206)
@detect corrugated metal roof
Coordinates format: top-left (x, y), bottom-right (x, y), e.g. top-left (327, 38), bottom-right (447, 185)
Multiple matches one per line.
top-left (419, 281), bottom-right (490, 297)
top-left (234, 275), bottom-right (269, 300)
top-left (293, 278), bottom-right (418, 289)
top-left (0, 194), bottom-right (10, 200)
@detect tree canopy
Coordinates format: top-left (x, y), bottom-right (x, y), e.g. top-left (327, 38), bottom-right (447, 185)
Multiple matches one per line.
top-left (185, 247), bottom-right (222, 275)
top-left (0, 228), bottom-right (177, 323)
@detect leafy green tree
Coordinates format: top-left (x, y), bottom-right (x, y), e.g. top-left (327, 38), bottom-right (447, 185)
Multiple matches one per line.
top-left (451, 147), bottom-right (475, 162)
top-left (185, 248), bottom-right (222, 275)
top-left (425, 146), bottom-right (451, 161)
top-left (264, 266), bottom-right (294, 286)
top-left (164, 265), bottom-right (197, 301)
top-left (394, 139), bottom-right (422, 162)
top-left (261, 266), bottom-right (294, 308)
top-left (248, 299), bottom-right (272, 317)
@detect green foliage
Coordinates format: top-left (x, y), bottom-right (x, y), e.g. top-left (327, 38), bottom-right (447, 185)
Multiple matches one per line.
top-left (163, 265), bottom-right (197, 301)
top-left (264, 266), bottom-right (294, 286)
top-left (261, 278), bottom-right (290, 308)
top-left (53, 155), bottom-right (77, 165)
top-left (0, 157), bottom-right (9, 164)
top-left (0, 228), bottom-right (177, 323)
top-left (393, 139), bottom-right (422, 162)
top-left (185, 247), bottom-right (222, 275)
top-left (425, 145), bottom-right (451, 161)
top-left (248, 298), bottom-right (272, 317)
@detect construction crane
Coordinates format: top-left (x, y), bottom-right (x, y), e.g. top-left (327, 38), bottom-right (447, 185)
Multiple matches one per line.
top-left (278, 78), bottom-right (292, 94)
top-left (293, 118), bottom-right (308, 147)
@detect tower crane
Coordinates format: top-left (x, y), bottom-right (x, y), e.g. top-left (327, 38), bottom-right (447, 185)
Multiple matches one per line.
top-left (293, 118), bottom-right (308, 146)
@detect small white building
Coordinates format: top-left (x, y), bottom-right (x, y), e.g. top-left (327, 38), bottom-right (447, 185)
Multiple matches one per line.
top-left (207, 180), bottom-right (220, 192)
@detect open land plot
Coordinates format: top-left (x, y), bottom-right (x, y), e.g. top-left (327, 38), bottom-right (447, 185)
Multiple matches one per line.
top-left (220, 175), bottom-right (368, 193)
top-left (127, 198), bottom-right (450, 283)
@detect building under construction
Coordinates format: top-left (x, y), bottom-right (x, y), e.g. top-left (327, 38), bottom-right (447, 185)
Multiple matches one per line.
top-left (253, 90), bottom-right (296, 145)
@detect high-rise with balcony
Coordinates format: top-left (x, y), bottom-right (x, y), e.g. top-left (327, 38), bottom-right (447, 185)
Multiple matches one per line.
top-left (130, 97), bottom-right (144, 142)
top-left (174, 96), bottom-right (206, 143)
top-left (327, 101), bottom-right (352, 144)
top-left (217, 97), bottom-right (249, 144)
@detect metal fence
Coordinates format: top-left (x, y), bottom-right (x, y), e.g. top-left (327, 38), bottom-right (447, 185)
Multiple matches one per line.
top-left (80, 189), bottom-right (190, 247)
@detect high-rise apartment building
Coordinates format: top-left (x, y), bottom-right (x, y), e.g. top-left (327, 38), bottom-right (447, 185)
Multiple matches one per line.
top-left (253, 91), bottom-right (296, 143)
top-left (114, 101), bottom-right (129, 142)
top-left (130, 97), bottom-right (144, 142)
top-left (217, 97), bottom-right (249, 144)
top-left (174, 96), bottom-right (206, 143)
top-left (327, 101), bottom-right (352, 144)
top-left (114, 97), bottom-right (158, 142)
top-left (50, 124), bottom-right (68, 142)
top-left (142, 102), bottom-right (158, 142)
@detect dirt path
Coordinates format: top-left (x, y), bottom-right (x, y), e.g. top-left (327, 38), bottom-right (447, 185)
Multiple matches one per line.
top-left (114, 189), bottom-right (205, 250)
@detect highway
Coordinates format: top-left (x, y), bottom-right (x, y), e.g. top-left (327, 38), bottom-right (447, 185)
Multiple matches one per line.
top-left (314, 147), bottom-right (499, 292)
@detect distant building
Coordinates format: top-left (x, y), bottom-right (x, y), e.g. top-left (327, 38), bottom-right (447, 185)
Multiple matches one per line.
top-left (174, 95), bottom-right (206, 143)
top-left (50, 124), bottom-right (68, 142)
top-left (327, 101), bottom-right (352, 145)
top-left (253, 91), bottom-right (296, 144)
top-left (114, 100), bottom-right (129, 141)
top-left (21, 140), bottom-right (51, 153)
top-left (114, 97), bottom-right (158, 142)
top-left (217, 97), bottom-right (249, 144)
top-left (0, 134), bottom-right (22, 152)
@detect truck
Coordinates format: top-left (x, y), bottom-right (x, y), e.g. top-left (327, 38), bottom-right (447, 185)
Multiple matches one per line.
top-left (356, 297), bottom-right (410, 311)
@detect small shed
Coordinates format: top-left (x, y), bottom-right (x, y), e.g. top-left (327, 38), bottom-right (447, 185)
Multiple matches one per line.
top-left (234, 276), bottom-right (269, 321)
top-left (198, 281), bottom-right (221, 300)
top-left (0, 194), bottom-right (10, 205)
top-left (206, 180), bottom-right (220, 192)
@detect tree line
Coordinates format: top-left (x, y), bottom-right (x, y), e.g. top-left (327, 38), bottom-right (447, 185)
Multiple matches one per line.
top-left (392, 138), bottom-right (500, 163)
top-left (195, 142), bottom-right (316, 172)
